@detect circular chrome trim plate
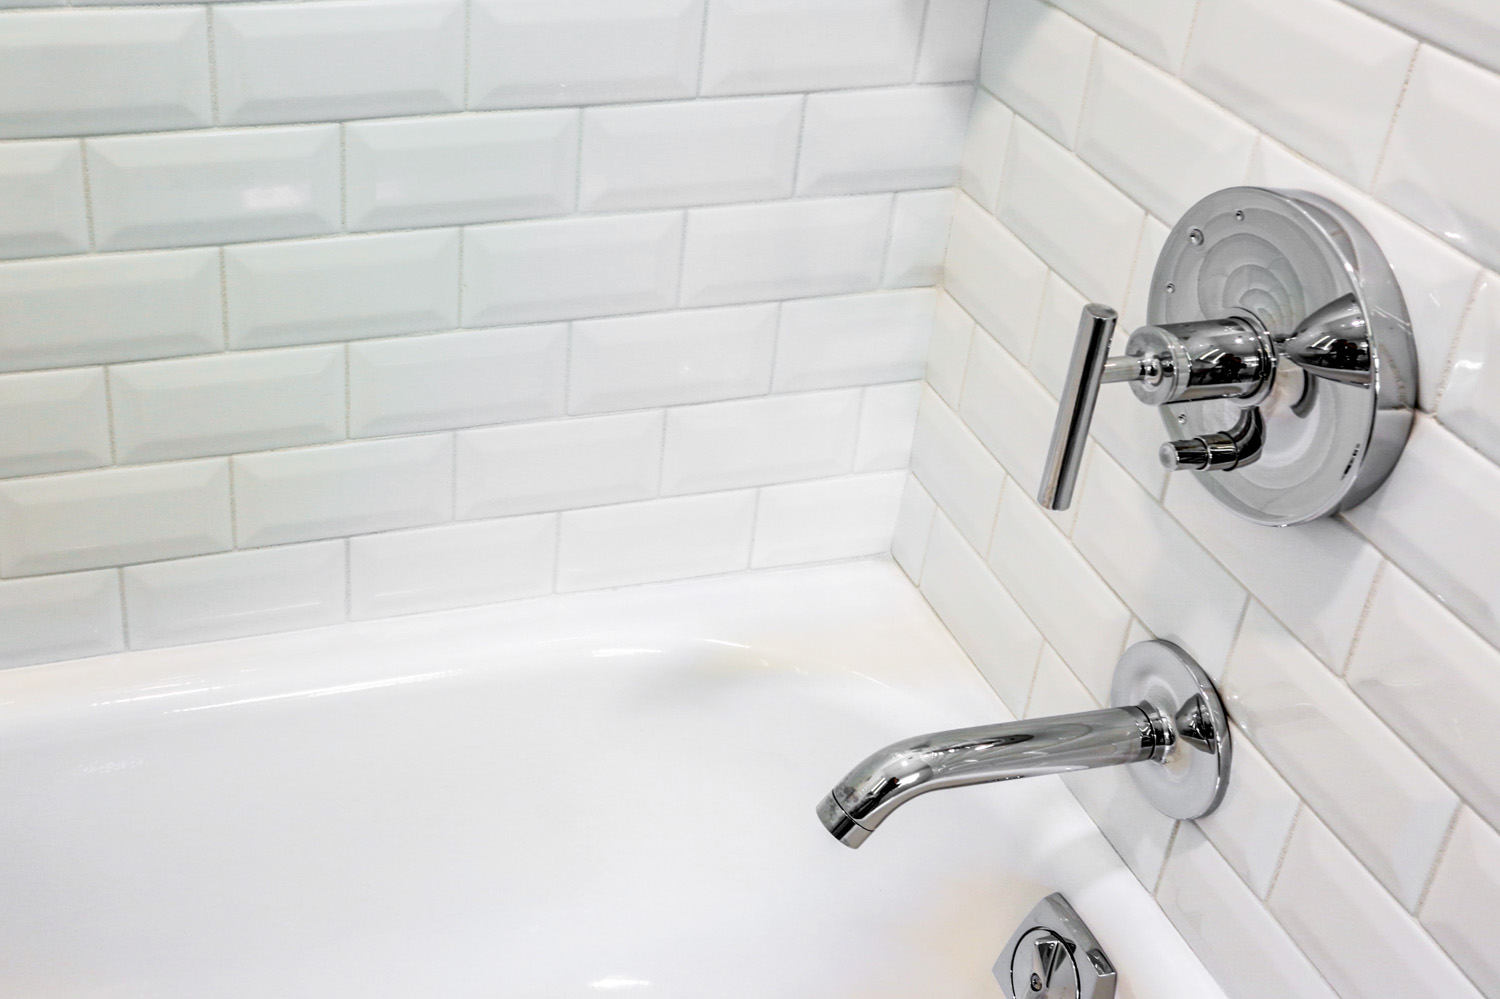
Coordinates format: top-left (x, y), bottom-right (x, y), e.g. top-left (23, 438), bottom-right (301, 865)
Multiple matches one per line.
top-left (1148, 187), bottom-right (1417, 525)
top-left (1110, 640), bottom-right (1230, 821)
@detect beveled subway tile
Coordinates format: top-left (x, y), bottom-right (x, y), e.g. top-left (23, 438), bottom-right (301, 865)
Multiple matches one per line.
top-left (214, 0), bottom-right (465, 126)
top-left (111, 346), bottom-right (345, 464)
top-left (0, 368), bottom-right (111, 478)
top-left (556, 490), bottom-right (755, 592)
top-left (884, 188), bottom-right (956, 289)
top-left (0, 461), bottom-right (231, 577)
top-left (1270, 813), bottom-right (1483, 999)
top-left (0, 571), bottom-right (124, 670)
top-left (979, 0), bottom-right (1094, 147)
top-left (226, 230), bottom-right (459, 350)
top-left (349, 325), bottom-right (567, 438)
top-left (0, 249), bottom-right (221, 373)
top-left (0, 8), bottom-right (211, 139)
top-left (1227, 602), bottom-right (1460, 909)
top-left (996, 120), bottom-right (1143, 306)
top-left (0, 139), bottom-right (88, 259)
top-left (909, 388), bottom-right (1005, 552)
top-left (1050, 0), bottom-right (1198, 72)
top-left (797, 85), bottom-right (970, 196)
top-left (1421, 808), bottom-right (1500, 998)
top-left (943, 194), bottom-right (1047, 359)
top-left (123, 542), bottom-right (346, 649)
top-left (660, 389), bottom-right (861, 495)
top-left (700, 0), bottom-right (921, 96)
top-left (569, 305), bottom-right (777, 415)
top-left (854, 381), bottom-right (923, 473)
top-left (774, 290), bottom-right (934, 392)
top-left (1347, 563), bottom-right (1500, 830)
top-left (87, 125), bottom-right (341, 252)
top-left (751, 471), bottom-right (905, 568)
top-left (346, 110), bottom-right (578, 231)
top-left (471, 0), bottom-right (703, 110)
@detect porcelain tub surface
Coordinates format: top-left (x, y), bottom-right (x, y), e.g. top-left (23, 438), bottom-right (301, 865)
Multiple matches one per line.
top-left (0, 561), bottom-right (1223, 999)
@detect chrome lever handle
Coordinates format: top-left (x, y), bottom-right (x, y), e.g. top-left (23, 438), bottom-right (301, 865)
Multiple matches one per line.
top-left (1037, 304), bottom-right (1117, 511)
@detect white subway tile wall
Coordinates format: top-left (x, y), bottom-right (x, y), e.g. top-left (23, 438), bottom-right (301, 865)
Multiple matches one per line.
top-left (904, 5), bottom-right (1500, 998)
top-left (0, 0), bottom-right (969, 671)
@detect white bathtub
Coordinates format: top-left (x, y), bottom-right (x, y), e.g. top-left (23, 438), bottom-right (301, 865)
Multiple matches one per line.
top-left (0, 561), bottom-right (1224, 999)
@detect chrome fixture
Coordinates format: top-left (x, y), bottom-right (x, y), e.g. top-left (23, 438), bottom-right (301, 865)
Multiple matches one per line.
top-left (996, 894), bottom-right (1115, 999)
top-left (816, 641), bottom-right (1229, 847)
top-left (1038, 187), bottom-right (1417, 526)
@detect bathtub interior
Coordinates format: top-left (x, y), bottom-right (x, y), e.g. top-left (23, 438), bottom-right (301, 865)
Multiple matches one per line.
top-left (0, 561), bottom-right (1223, 999)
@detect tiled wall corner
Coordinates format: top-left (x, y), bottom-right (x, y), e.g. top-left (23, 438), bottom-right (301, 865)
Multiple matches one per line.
top-left (0, 0), bottom-right (981, 669)
top-left (910, 4), bottom-right (1500, 998)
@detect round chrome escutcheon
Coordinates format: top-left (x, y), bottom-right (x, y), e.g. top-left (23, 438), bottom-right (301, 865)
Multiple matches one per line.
top-left (1149, 187), bottom-right (1417, 526)
top-left (1111, 640), bottom-right (1230, 821)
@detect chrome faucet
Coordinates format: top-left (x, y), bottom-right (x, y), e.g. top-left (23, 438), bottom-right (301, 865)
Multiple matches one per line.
top-left (816, 640), bottom-right (1231, 847)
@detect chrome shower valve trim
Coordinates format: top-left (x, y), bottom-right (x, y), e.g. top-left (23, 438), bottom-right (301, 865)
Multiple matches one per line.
top-left (1037, 187), bottom-right (1417, 527)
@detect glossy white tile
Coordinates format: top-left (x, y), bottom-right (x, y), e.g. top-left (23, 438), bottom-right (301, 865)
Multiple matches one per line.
top-left (996, 120), bottom-right (1143, 306)
top-left (233, 436), bottom-right (452, 548)
top-left (345, 111), bottom-right (578, 231)
top-left (957, 88), bottom-right (1012, 209)
top-left (455, 411), bottom-right (663, 520)
top-left (123, 541), bottom-right (345, 649)
top-left (0, 249), bottom-right (221, 372)
top-left (680, 196), bottom-right (890, 308)
top-left (1077, 42), bottom-right (1257, 222)
top-left (884, 188), bottom-right (956, 289)
top-left (1378, 47), bottom-right (1500, 280)
top-left (1347, 564), bottom-right (1500, 830)
top-left (349, 325), bottom-right (567, 437)
top-left (925, 291), bottom-right (974, 409)
top-left (660, 389), bottom-right (861, 495)
top-left (919, 511), bottom-right (1041, 714)
top-left (213, 0), bottom-right (465, 126)
top-left (774, 289), bottom-right (934, 392)
top-left (1158, 825), bottom-right (1339, 999)
top-left (0, 570), bottom-right (123, 669)
top-left (0, 8), bottom-right (211, 139)
top-left (0, 460), bottom-right (231, 577)
top-left (1049, 0), bottom-right (1198, 72)
top-left (700, 0), bottom-right (922, 96)
top-left (1421, 809), bottom-right (1500, 998)
top-left (1027, 272), bottom-right (1086, 398)
top-left (797, 85), bottom-right (970, 196)
top-left (568, 305), bottom-right (777, 415)
top-left (854, 381), bottom-right (923, 472)
top-left (958, 331), bottom-right (1057, 497)
top-left (226, 230), bottom-right (460, 349)
top-left (751, 471), bottom-right (905, 568)
top-left (1441, 272), bottom-right (1500, 462)
top-left (0, 369), bottom-right (111, 478)
top-left (1346, 0), bottom-right (1500, 77)
top-left (1194, 736), bottom-right (1300, 899)
top-left (581, 97), bottom-right (800, 212)
top-left (891, 473), bottom-right (936, 581)
top-left (979, 0), bottom-right (1095, 147)
top-left (1270, 813), bottom-right (1484, 999)
top-left (987, 485), bottom-right (1129, 700)
top-left (1227, 602), bottom-right (1459, 909)
top-left (470, 0), bottom-right (703, 110)
top-left (1344, 416), bottom-right (1500, 648)
top-left (0, 139), bottom-right (87, 259)
top-left (111, 345), bottom-right (345, 463)
top-left (463, 212), bottom-right (683, 326)
top-left (909, 388), bottom-right (1005, 551)
top-left (942, 194), bottom-right (1047, 359)
top-left (1183, 0), bottom-right (1416, 186)
top-left (86, 125), bottom-right (340, 251)
top-left (1164, 473), bottom-right (1382, 669)
top-left (915, 0), bottom-right (987, 83)
top-left (349, 514), bottom-right (556, 619)
top-left (556, 490), bottom-right (755, 592)
top-left (1073, 450), bottom-right (1247, 674)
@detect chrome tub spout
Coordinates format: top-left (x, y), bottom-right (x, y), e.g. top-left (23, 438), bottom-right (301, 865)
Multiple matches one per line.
top-left (816, 640), bottom-right (1233, 847)
top-left (816, 706), bottom-right (1165, 847)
